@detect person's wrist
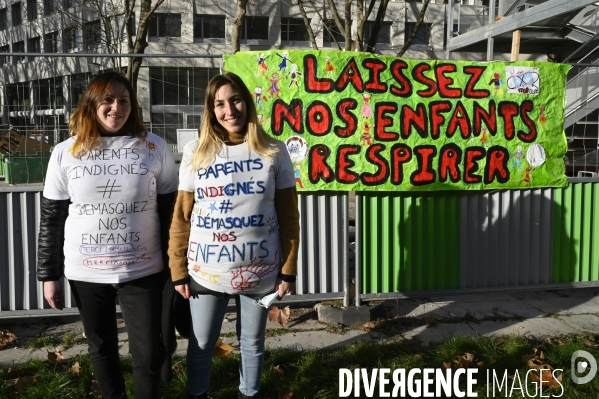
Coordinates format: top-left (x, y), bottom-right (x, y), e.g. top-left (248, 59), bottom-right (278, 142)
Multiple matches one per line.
top-left (278, 273), bottom-right (296, 283)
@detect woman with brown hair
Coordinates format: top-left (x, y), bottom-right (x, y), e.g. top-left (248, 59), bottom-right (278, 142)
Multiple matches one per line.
top-left (37, 71), bottom-right (178, 399)
top-left (168, 72), bottom-right (300, 399)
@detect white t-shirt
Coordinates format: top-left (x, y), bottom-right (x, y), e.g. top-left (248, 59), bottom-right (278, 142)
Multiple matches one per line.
top-left (179, 139), bottom-right (295, 295)
top-left (43, 133), bottom-right (178, 283)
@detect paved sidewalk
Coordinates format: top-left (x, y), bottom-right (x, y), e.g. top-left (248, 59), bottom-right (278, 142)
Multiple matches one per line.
top-left (2, 286), bottom-right (599, 366)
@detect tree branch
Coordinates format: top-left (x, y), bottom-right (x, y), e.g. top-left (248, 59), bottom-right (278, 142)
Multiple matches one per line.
top-left (397, 0), bottom-right (431, 57)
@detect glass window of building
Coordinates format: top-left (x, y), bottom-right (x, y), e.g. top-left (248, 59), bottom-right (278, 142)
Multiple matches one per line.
top-left (83, 20), bottom-right (102, 49)
top-left (323, 19), bottom-right (344, 45)
top-left (28, 36), bottom-right (41, 59)
top-left (149, 13), bottom-right (181, 37)
top-left (70, 73), bottom-right (93, 108)
top-left (36, 78), bottom-right (64, 109)
top-left (0, 45), bottom-right (9, 66)
top-left (405, 22), bottom-right (432, 46)
top-left (150, 66), bottom-right (219, 106)
top-left (11, 2), bottom-right (22, 26)
top-left (187, 115), bottom-right (201, 129)
top-left (43, 0), bottom-right (56, 16)
top-left (364, 21), bottom-right (392, 45)
top-left (0, 9), bottom-right (6, 30)
top-left (241, 16), bottom-right (269, 40)
top-left (44, 31), bottom-right (58, 53)
top-left (63, 27), bottom-right (80, 51)
top-left (150, 113), bottom-right (183, 144)
top-left (63, 0), bottom-right (74, 9)
top-left (281, 18), bottom-right (309, 42)
top-left (26, 0), bottom-right (37, 21)
top-left (13, 41), bottom-right (25, 63)
top-left (6, 83), bottom-right (30, 113)
top-left (193, 14), bottom-right (225, 39)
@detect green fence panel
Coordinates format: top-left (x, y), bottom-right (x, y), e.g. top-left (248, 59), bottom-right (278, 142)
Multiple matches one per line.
top-left (360, 192), bottom-right (461, 294)
top-left (0, 154), bottom-right (50, 184)
top-left (553, 182), bottom-right (599, 283)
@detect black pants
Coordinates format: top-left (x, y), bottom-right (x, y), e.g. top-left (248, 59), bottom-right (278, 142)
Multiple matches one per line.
top-left (70, 273), bottom-right (162, 399)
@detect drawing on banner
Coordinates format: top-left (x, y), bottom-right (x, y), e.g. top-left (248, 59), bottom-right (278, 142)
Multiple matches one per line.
top-left (507, 66), bottom-right (539, 95)
top-left (286, 135), bottom-right (308, 188)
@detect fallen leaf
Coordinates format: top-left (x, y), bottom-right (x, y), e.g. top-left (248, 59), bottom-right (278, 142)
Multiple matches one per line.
top-left (213, 338), bottom-right (236, 357)
top-left (442, 362), bottom-right (452, 369)
top-left (0, 330), bottom-right (17, 350)
top-left (4, 378), bottom-right (18, 388)
top-left (68, 361), bottom-right (82, 377)
top-left (268, 306), bottom-right (291, 328)
top-left (584, 340), bottom-right (599, 348)
top-left (530, 369), bottom-right (563, 389)
top-left (363, 322), bottom-right (375, 330)
top-left (454, 353), bottom-right (476, 368)
top-left (47, 347), bottom-right (64, 363)
top-left (15, 375), bottom-right (36, 393)
top-left (273, 365), bottom-right (284, 376)
top-left (423, 316), bottom-right (438, 327)
top-left (90, 380), bottom-right (102, 397)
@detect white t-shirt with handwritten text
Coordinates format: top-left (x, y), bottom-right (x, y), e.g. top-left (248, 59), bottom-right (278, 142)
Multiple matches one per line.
top-left (179, 139), bottom-right (295, 295)
top-left (43, 133), bottom-right (178, 283)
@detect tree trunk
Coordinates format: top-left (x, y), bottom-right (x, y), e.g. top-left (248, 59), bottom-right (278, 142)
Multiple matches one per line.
top-left (231, 0), bottom-right (249, 54)
top-left (365, 0), bottom-right (390, 53)
top-left (397, 0), bottom-right (431, 57)
top-left (297, 0), bottom-right (318, 49)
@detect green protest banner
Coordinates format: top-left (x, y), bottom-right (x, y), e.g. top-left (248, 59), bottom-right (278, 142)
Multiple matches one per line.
top-left (223, 50), bottom-right (569, 191)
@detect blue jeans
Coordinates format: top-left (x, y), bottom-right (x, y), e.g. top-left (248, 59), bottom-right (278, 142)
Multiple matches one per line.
top-left (69, 273), bottom-right (162, 399)
top-left (187, 294), bottom-right (269, 396)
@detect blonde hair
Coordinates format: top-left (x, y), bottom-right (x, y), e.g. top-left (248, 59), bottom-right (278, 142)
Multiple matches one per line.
top-left (192, 73), bottom-right (277, 170)
top-left (69, 71), bottom-right (146, 157)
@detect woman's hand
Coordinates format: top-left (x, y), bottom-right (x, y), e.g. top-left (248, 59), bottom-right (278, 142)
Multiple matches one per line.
top-left (175, 283), bottom-right (191, 299)
top-left (44, 281), bottom-right (64, 310)
top-left (275, 278), bottom-right (295, 299)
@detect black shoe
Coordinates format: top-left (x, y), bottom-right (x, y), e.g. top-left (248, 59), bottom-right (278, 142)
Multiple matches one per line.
top-left (237, 391), bottom-right (258, 399)
top-left (188, 392), bottom-right (208, 399)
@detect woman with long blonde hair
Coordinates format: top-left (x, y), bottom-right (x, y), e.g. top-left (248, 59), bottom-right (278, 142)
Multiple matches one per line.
top-left (169, 72), bottom-right (300, 399)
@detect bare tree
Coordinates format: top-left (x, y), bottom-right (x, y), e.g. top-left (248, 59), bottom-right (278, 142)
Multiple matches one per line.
top-left (296, 0), bottom-right (318, 49)
top-left (45, 0), bottom-right (167, 86)
top-left (300, 0), bottom-right (390, 53)
top-left (231, 0), bottom-right (249, 54)
top-left (397, 0), bottom-right (431, 57)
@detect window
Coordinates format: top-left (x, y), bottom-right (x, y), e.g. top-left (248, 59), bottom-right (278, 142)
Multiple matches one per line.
top-left (28, 36), bottom-right (40, 59)
top-left (323, 19), bottom-right (344, 44)
top-left (70, 73), bottom-right (93, 106)
top-left (149, 13), bottom-right (181, 37)
top-left (36, 78), bottom-right (64, 109)
top-left (62, 0), bottom-right (74, 9)
top-left (0, 45), bottom-right (9, 66)
top-left (405, 22), bottom-right (432, 46)
top-left (26, 0), bottom-right (37, 21)
top-left (364, 21), bottom-right (392, 45)
top-left (43, 0), bottom-right (56, 16)
top-left (193, 14), bottom-right (225, 39)
top-left (187, 115), bottom-right (201, 129)
top-left (12, 2), bottom-right (22, 26)
top-left (13, 41), bottom-right (25, 63)
top-left (83, 20), bottom-right (102, 49)
top-left (150, 66), bottom-right (219, 106)
top-left (44, 31), bottom-right (58, 53)
top-left (281, 18), bottom-right (309, 42)
top-left (0, 9), bottom-right (6, 30)
top-left (241, 16), bottom-right (268, 40)
top-left (63, 27), bottom-right (80, 51)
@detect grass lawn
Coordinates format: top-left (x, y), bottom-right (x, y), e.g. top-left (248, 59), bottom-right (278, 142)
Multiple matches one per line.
top-left (2, 333), bottom-right (599, 398)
